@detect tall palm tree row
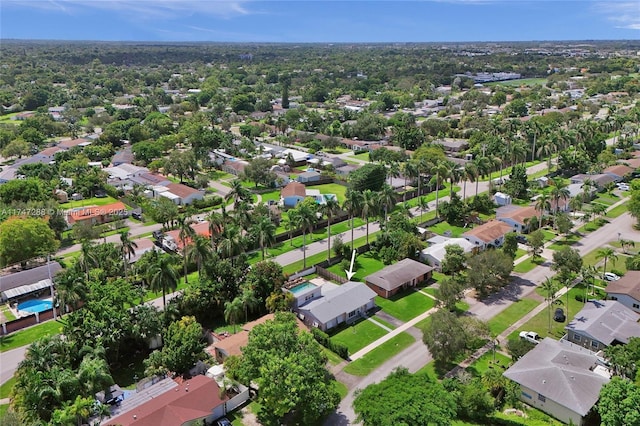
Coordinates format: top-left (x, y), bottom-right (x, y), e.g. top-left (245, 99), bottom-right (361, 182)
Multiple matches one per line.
top-left (119, 230), bottom-right (138, 278)
top-left (377, 185), bottom-right (397, 226)
top-left (320, 197), bottom-right (342, 261)
top-left (550, 177), bottom-right (571, 227)
top-left (177, 215), bottom-right (196, 283)
top-left (186, 234), bottom-right (213, 280)
top-left (146, 252), bottom-right (180, 309)
top-left (534, 192), bottom-right (551, 225)
top-left (343, 189), bottom-right (363, 252)
top-left (250, 216), bottom-right (276, 260)
top-left (360, 189), bottom-right (378, 245)
top-left (295, 202), bottom-right (317, 269)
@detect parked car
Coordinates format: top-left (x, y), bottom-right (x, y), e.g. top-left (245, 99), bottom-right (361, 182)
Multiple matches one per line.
top-left (152, 230), bottom-right (164, 240)
top-left (216, 418), bottom-right (232, 426)
top-left (519, 331), bottom-right (541, 344)
top-left (516, 235), bottom-right (528, 244)
top-left (554, 308), bottom-right (566, 322)
top-left (617, 183), bottom-right (630, 191)
top-left (603, 272), bottom-right (620, 281)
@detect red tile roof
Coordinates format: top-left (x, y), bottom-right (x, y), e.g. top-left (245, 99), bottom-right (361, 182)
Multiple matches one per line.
top-left (67, 201), bottom-right (128, 224)
top-left (164, 222), bottom-right (212, 250)
top-left (106, 375), bottom-right (227, 426)
top-left (463, 220), bottom-right (512, 243)
top-left (281, 181), bottom-right (306, 198)
top-left (166, 183), bottom-right (201, 198)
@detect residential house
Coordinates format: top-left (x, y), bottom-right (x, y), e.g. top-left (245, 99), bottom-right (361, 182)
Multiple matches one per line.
top-left (0, 262), bottom-right (62, 302)
top-left (569, 173), bottom-right (616, 190)
top-left (157, 183), bottom-right (205, 205)
top-left (335, 164), bottom-right (359, 177)
top-left (296, 170), bottom-right (321, 183)
top-left (497, 205), bottom-right (538, 233)
top-left (503, 338), bottom-right (610, 426)
top-left (620, 158), bottom-right (640, 170)
top-left (105, 164), bottom-right (148, 181)
top-left (65, 201), bottom-right (129, 228)
top-left (433, 138), bottom-right (469, 153)
top-left (106, 375), bottom-right (249, 426)
top-left (57, 138), bottom-right (91, 150)
top-left (111, 147), bottom-right (134, 166)
top-left (131, 173), bottom-right (171, 187)
top-left (222, 159), bottom-right (249, 176)
top-left (420, 238), bottom-right (475, 270)
top-left (34, 146), bottom-right (63, 164)
top-left (565, 300), bottom-right (640, 351)
top-left (364, 258), bottom-right (434, 298)
top-left (127, 238), bottom-right (160, 263)
top-left (207, 314), bottom-right (306, 362)
top-left (606, 270), bottom-right (640, 313)
top-left (462, 220), bottom-right (513, 250)
top-left (291, 281), bottom-right (377, 331)
top-left (163, 222), bottom-right (211, 252)
top-left (281, 182), bottom-right (307, 207)
top-left (603, 164), bottom-right (633, 182)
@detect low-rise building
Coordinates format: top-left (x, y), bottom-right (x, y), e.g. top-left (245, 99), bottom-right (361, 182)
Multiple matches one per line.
top-left (503, 338), bottom-right (610, 426)
top-left (462, 220), bottom-right (513, 250)
top-left (565, 300), bottom-right (640, 350)
top-left (66, 201), bottom-right (129, 228)
top-left (281, 181), bottom-right (307, 207)
top-left (364, 258), bottom-right (434, 298)
top-left (496, 205), bottom-right (538, 233)
top-left (605, 270), bottom-right (640, 313)
top-left (419, 238), bottom-right (475, 270)
top-left (296, 170), bottom-right (321, 183)
top-left (603, 164), bottom-right (633, 182)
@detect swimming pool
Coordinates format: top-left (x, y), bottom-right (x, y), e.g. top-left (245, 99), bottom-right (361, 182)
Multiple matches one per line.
top-left (18, 299), bottom-right (53, 314)
top-left (289, 282), bottom-right (317, 294)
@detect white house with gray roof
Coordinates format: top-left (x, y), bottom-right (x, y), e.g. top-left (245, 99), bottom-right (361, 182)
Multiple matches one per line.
top-left (294, 281), bottom-right (376, 331)
top-left (503, 338), bottom-right (610, 426)
top-left (564, 300), bottom-right (640, 351)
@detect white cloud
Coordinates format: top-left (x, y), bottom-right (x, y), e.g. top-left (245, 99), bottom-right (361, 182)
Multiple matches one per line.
top-left (593, 2), bottom-right (640, 30)
top-left (4, 0), bottom-right (252, 19)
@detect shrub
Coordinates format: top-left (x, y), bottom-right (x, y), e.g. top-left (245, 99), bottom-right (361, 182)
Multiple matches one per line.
top-left (311, 327), bottom-right (349, 359)
top-left (575, 294), bottom-right (585, 302)
top-left (192, 195), bottom-right (223, 209)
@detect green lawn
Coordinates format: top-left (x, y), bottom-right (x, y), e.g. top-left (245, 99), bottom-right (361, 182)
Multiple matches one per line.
top-left (306, 183), bottom-right (348, 202)
top-left (547, 233), bottom-right (580, 250)
top-left (511, 285), bottom-right (587, 341)
top-left (0, 376), bottom-right (16, 399)
top-left (541, 229), bottom-right (557, 242)
top-left (402, 184), bottom-right (460, 208)
top-left (326, 251), bottom-right (387, 282)
top-left (209, 170), bottom-right (235, 181)
top-left (342, 332), bottom-right (415, 376)
top-left (513, 256), bottom-right (545, 274)
top-left (330, 319), bottom-right (389, 355)
top-left (487, 298), bottom-right (540, 337)
top-left (375, 291), bottom-right (435, 322)
top-left (59, 196), bottom-right (120, 209)
top-left (428, 221), bottom-right (469, 238)
top-left (1, 304), bottom-right (16, 322)
top-left (0, 320), bottom-right (63, 352)
top-left (577, 218), bottom-right (609, 233)
top-left (332, 380), bottom-right (349, 399)
top-left (260, 190), bottom-right (281, 202)
top-left (486, 78), bottom-right (547, 87)
top-left (322, 347), bottom-right (344, 366)
top-left (606, 203), bottom-right (628, 218)
top-left (109, 351), bottom-right (147, 390)
top-left (467, 351), bottom-right (511, 377)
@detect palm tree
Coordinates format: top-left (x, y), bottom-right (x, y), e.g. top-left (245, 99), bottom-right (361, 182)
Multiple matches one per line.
top-left (596, 247), bottom-right (618, 279)
top-left (295, 203), bottom-right (317, 269)
top-left (76, 356), bottom-right (114, 396)
top-left (147, 253), bottom-right (179, 309)
top-left (225, 179), bottom-right (251, 208)
top-left (377, 185), bottom-right (397, 226)
top-left (54, 269), bottom-right (87, 313)
top-left (581, 265), bottom-right (598, 299)
top-left (232, 201), bottom-right (253, 231)
top-left (620, 239), bottom-right (635, 254)
top-left (550, 178), bottom-right (570, 220)
top-left (207, 210), bottom-right (225, 249)
top-left (569, 197), bottom-right (583, 219)
top-left (119, 231), bottom-right (138, 278)
top-left (360, 189), bottom-right (378, 245)
top-left (320, 197), bottom-right (341, 261)
top-left (473, 156), bottom-right (491, 197)
top-left (177, 215), bottom-right (196, 283)
top-left (218, 225), bottom-right (247, 263)
top-left (186, 234), bottom-right (213, 279)
top-left (541, 277), bottom-right (558, 333)
top-left (343, 189), bottom-right (363, 251)
top-left (78, 241), bottom-right (98, 279)
top-left (387, 161), bottom-right (400, 186)
top-left (463, 162), bottom-right (478, 200)
top-left (250, 216), bottom-right (276, 260)
top-left (402, 161), bottom-right (418, 203)
top-left (286, 209), bottom-right (299, 247)
top-left (448, 164), bottom-right (463, 198)
top-left (224, 297), bottom-right (244, 333)
top-left (418, 196), bottom-right (430, 223)
top-left (431, 161), bottom-right (451, 218)
top-left (239, 286), bottom-right (260, 322)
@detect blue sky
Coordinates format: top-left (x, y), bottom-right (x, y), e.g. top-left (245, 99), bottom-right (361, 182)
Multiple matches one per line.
top-left (1, 1), bottom-right (639, 42)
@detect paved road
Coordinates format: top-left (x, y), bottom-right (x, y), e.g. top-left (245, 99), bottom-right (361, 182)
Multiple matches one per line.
top-left (0, 346), bottom-right (27, 386)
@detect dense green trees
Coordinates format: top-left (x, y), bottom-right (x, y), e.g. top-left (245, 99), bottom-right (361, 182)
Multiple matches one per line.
top-left (227, 313), bottom-right (340, 425)
top-left (466, 249), bottom-right (514, 298)
top-left (0, 217), bottom-right (59, 267)
top-left (349, 163), bottom-right (386, 192)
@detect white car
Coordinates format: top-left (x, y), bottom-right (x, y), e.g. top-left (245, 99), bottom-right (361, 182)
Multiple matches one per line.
top-left (603, 272), bottom-right (620, 281)
top-left (617, 183), bottom-right (630, 191)
top-left (519, 331), bottom-right (541, 344)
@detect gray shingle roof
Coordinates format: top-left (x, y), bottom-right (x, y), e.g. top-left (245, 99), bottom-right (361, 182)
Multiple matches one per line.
top-left (0, 262), bottom-right (61, 293)
top-left (566, 300), bottom-right (640, 345)
top-left (503, 338), bottom-right (610, 416)
top-left (605, 271), bottom-right (640, 303)
top-left (365, 258), bottom-right (434, 291)
top-left (299, 281), bottom-right (376, 324)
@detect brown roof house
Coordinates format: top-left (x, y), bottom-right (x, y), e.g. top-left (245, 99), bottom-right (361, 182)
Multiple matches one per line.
top-left (603, 164), bottom-right (633, 182)
top-left (462, 220), bottom-right (513, 250)
top-left (364, 258), bottom-right (434, 298)
top-left (496, 205), bottom-right (538, 233)
top-left (281, 181), bottom-right (307, 208)
top-left (564, 300), bottom-right (640, 351)
top-left (503, 338), bottom-right (610, 426)
top-left (106, 374), bottom-right (249, 426)
top-left (606, 270), bottom-right (640, 313)
top-left (158, 183), bottom-right (204, 206)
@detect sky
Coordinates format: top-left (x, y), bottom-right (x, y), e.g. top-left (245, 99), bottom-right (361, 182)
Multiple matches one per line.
top-left (1, 1), bottom-right (639, 43)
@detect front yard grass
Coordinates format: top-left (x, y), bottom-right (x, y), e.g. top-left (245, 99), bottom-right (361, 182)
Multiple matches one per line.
top-left (511, 285), bottom-right (586, 341)
top-left (576, 218), bottom-right (609, 233)
top-left (330, 319), bottom-right (389, 355)
top-left (467, 351), bottom-right (511, 377)
top-left (0, 376), bottom-right (16, 398)
top-left (375, 290), bottom-right (435, 322)
top-left (342, 332), bottom-right (415, 376)
top-left (59, 196), bottom-right (119, 209)
top-left (606, 203), bottom-right (628, 218)
top-left (513, 256), bottom-right (545, 274)
top-left (306, 183), bottom-right (348, 202)
top-left (325, 251), bottom-right (387, 282)
top-left (547, 232), bottom-right (580, 250)
top-left (0, 320), bottom-right (64, 352)
top-left (487, 298), bottom-right (540, 337)
top-left (428, 221), bottom-right (469, 238)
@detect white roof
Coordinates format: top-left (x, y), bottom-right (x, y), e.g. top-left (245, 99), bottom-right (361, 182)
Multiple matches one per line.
top-left (160, 192), bottom-right (180, 200)
top-left (282, 148), bottom-right (308, 162)
top-left (421, 238), bottom-right (475, 262)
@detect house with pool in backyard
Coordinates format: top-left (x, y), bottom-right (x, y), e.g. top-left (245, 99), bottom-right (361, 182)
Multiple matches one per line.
top-left (285, 279), bottom-right (377, 332)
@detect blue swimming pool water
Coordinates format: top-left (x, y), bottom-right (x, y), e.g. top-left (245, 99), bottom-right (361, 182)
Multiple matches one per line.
top-left (18, 299), bottom-right (53, 314)
top-left (289, 282), bottom-right (317, 294)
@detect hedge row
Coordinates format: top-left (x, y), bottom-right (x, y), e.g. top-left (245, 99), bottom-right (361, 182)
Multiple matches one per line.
top-left (311, 327), bottom-right (349, 360)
